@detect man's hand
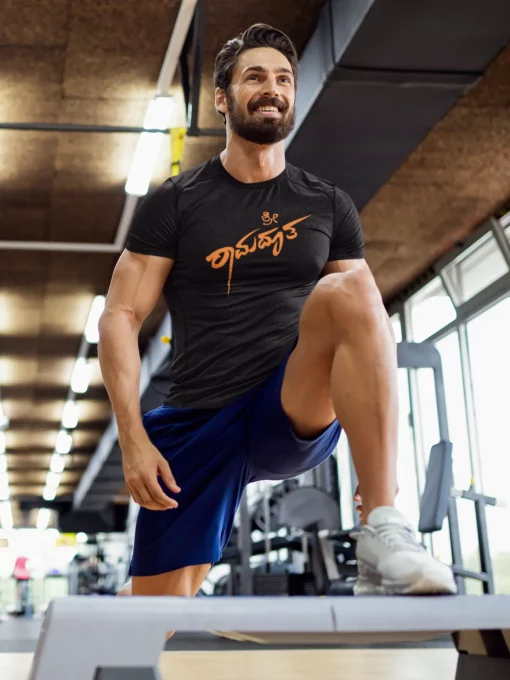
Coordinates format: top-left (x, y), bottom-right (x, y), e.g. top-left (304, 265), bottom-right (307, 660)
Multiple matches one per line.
top-left (121, 436), bottom-right (180, 511)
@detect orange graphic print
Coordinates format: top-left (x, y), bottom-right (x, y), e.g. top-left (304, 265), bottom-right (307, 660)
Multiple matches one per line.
top-left (206, 212), bottom-right (311, 294)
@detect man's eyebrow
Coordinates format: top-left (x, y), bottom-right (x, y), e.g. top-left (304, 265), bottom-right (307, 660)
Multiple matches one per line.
top-left (241, 65), bottom-right (293, 76)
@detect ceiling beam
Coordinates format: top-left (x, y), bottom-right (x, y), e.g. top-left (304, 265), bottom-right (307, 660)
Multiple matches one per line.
top-left (0, 335), bottom-right (82, 357)
top-left (7, 419), bottom-right (110, 431)
top-left (7, 464), bottom-right (87, 472)
top-left (6, 447), bottom-right (94, 455)
top-left (1, 386), bottom-right (108, 401)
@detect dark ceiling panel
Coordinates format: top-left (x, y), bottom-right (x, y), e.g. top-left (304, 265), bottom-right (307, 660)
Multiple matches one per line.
top-left (288, 77), bottom-right (469, 209)
top-left (339, 0), bottom-right (510, 72)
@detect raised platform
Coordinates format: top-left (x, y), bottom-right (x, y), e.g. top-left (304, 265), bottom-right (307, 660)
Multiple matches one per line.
top-left (28, 596), bottom-right (510, 680)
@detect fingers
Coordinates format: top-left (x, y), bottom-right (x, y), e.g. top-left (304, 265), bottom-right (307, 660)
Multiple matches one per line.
top-left (146, 475), bottom-right (178, 510)
top-left (159, 459), bottom-right (181, 495)
top-left (126, 473), bottom-right (177, 511)
top-left (126, 480), bottom-right (144, 507)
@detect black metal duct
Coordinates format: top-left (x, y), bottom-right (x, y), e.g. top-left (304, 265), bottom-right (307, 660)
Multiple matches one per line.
top-left (286, 0), bottom-right (510, 208)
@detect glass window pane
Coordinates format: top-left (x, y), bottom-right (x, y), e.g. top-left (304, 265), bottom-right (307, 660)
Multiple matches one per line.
top-left (444, 232), bottom-right (508, 304)
top-left (434, 332), bottom-right (480, 575)
top-left (395, 369), bottom-right (420, 528)
top-left (408, 277), bottom-right (457, 342)
top-left (435, 333), bottom-right (473, 489)
top-left (390, 313), bottom-right (403, 343)
top-left (467, 297), bottom-right (510, 593)
top-left (336, 434), bottom-right (354, 530)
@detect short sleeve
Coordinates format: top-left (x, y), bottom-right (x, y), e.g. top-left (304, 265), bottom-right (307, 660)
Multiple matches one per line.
top-left (328, 187), bottom-right (365, 261)
top-left (125, 179), bottom-right (178, 259)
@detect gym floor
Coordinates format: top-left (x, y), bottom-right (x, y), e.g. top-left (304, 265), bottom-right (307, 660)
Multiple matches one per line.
top-left (0, 617), bottom-right (458, 680)
top-left (1, 649), bottom-right (459, 680)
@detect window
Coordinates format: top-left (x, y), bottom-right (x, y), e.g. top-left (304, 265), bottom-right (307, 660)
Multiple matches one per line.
top-left (395, 369), bottom-right (420, 528)
top-left (390, 313), bottom-right (403, 343)
top-left (407, 277), bottom-right (457, 342)
top-left (443, 232), bottom-right (509, 304)
top-left (435, 333), bottom-right (473, 490)
top-left (435, 333), bottom-right (481, 587)
top-left (467, 297), bottom-right (510, 593)
top-left (336, 433), bottom-right (354, 529)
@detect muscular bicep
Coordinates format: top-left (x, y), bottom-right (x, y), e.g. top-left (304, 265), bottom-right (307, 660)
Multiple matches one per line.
top-left (104, 250), bottom-right (174, 327)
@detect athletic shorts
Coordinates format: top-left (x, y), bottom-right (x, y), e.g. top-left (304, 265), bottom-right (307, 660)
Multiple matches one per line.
top-left (130, 351), bottom-right (341, 577)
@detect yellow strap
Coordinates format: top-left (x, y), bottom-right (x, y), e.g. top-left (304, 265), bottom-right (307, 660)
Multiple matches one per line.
top-left (170, 127), bottom-right (186, 176)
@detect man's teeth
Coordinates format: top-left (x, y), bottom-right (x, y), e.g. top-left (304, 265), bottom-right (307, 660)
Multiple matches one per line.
top-left (257, 106), bottom-right (278, 111)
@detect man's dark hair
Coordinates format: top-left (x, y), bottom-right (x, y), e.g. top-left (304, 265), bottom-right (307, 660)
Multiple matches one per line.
top-left (214, 24), bottom-right (299, 124)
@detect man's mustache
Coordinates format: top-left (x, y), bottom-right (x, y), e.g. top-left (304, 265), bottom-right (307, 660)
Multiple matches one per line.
top-left (248, 96), bottom-right (288, 113)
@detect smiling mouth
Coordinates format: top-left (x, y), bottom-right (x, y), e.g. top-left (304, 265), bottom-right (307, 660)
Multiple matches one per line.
top-left (253, 106), bottom-right (282, 115)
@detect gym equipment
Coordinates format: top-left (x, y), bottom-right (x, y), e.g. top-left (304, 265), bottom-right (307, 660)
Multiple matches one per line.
top-left (218, 483), bottom-right (356, 597)
top-left (252, 479), bottom-right (298, 533)
top-left (29, 595), bottom-right (510, 680)
top-left (278, 486), bottom-right (356, 595)
top-left (418, 440), bottom-right (501, 593)
top-left (399, 341), bottom-right (499, 594)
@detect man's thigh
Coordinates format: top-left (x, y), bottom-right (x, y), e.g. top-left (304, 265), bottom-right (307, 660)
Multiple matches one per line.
top-left (281, 279), bottom-right (337, 439)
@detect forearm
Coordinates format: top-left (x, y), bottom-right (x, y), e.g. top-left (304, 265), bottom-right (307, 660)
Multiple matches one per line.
top-left (98, 309), bottom-right (147, 446)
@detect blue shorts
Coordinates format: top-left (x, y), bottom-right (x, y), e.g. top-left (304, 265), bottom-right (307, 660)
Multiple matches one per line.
top-left (130, 353), bottom-right (341, 577)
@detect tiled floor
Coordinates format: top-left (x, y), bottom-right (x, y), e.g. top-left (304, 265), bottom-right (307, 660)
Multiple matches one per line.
top-left (0, 618), bottom-right (42, 653)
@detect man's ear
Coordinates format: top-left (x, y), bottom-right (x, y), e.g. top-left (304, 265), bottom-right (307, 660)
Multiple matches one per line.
top-left (215, 87), bottom-right (228, 117)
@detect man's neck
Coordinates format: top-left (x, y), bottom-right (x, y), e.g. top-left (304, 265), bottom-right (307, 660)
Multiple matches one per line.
top-left (220, 135), bottom-right (286, 184)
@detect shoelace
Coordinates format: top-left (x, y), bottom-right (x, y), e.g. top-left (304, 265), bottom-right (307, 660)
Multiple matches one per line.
top-left (374, 523), bottom-right (425, 552)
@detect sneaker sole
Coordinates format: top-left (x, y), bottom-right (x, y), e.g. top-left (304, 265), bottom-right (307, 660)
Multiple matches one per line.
top-left (354, 577), bottom-right (457, 596)
top-left (354, 562), bottom-right (457, 596)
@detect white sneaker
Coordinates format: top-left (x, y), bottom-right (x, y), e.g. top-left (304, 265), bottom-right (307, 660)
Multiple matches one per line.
top-left (354, 507), bottom-right (457, 596)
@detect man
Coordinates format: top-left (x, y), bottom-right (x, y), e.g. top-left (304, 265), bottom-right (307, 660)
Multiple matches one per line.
top-left (99, 24), bottom-right (456, 602)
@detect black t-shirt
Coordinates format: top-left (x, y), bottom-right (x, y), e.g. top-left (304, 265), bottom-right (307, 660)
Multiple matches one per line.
top-left (126, 155), bottom-right (365, 408)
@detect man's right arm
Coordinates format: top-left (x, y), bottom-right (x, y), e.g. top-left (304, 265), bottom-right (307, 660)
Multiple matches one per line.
top-left (98, 249), bottom-right (179, 511)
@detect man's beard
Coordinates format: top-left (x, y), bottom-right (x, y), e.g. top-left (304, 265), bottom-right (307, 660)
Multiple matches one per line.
top-left (226, 91), bottom-right (296, 145)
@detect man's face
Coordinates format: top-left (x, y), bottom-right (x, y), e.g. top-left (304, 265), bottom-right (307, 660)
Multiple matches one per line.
top-left (218, 47), bottom-right (296, 145)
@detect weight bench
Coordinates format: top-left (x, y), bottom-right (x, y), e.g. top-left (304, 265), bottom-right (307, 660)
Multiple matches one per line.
top-left (28, 595), bottom-right (510, 680)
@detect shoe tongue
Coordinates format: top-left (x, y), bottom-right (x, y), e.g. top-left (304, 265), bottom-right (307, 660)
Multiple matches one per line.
top-left (367, 506), bottom-right (409, 528)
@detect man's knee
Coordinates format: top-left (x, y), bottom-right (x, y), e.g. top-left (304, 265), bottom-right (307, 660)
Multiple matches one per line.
top-left (317, 268), bottom-right (383, 323)
top-left (321, 268), bottom-right (380, 302)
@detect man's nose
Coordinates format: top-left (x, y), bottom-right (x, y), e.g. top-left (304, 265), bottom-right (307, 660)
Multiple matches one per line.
top-left (261, 75), bottom-right (280, 98)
